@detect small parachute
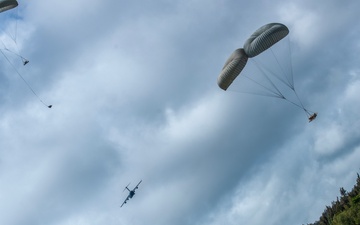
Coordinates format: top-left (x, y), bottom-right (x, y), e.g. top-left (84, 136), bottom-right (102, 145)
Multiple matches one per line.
top-left (0, 0), bottom-right (52, 108)
top-left (0, 0), bottom-right (29, 65)
top-left (0, 0), bottom-right (18, 13)
top-left (218, 23), bottom-right (315, 121)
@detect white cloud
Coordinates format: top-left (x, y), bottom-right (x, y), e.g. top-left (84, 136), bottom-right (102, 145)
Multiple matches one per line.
top-left (313, 123), bottom-right (345, 155)
top-left (1, 1), bottom-right (360, 225)
top-left (277, 3), bottom-right (320, 49)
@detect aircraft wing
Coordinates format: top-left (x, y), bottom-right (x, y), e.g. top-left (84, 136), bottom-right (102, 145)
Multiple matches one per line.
top-left (120, 196), bottom-right (130, 207)
top-left (134, 180), bottom-right (142, 190)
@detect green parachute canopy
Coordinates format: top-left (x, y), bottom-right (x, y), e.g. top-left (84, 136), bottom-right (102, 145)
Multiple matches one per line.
top-left (0, 0), bottom-right (18, 13)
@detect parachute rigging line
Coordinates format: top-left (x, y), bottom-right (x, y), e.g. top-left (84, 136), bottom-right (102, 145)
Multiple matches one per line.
top-left (1, 6), bottom-right (19, 43)
top-left (1, 46), bottom-right (29, 64)
top-left (242, 74), bottom-right (285, 99)
top-left (228, 88), bottom-right (286, 99)
top-left (293, 90), bottom-right (312, 116)
top-left (280, 39), bottom-right (313, 117)
top-left (283, 40), bottom-right (313, 117)
top-left (286, 37), bottom-right (295, 87)
top-left (269, 47), bottom-right (294, 90)
top-left (14, 6), bottom-right (18, 43)
top-left (250, 59), bottom-right (286, 99)
top-left (0, 49), bottom-right (52, 108)
top-left (282, 97), bottom-right (311, 116)
top-left (253, 42), bottom-right (313, 118)
top-left (251, 45), bottom-right (294, 91)
top-left (0, 31), bottom-right (28, 65)
top-left (0, 7), bottom-right (28, 65)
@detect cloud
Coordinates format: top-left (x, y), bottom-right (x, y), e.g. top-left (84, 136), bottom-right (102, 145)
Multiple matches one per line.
top-left (1, 1), bottom-right (360, 225)
top-left (277, 1), bottom-right (360, 51)
top-left (313, 123), bottom-right (345, 155)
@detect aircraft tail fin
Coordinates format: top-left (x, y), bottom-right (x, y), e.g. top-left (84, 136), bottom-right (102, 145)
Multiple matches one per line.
top-left (123, 183), bottom-right (131, 192)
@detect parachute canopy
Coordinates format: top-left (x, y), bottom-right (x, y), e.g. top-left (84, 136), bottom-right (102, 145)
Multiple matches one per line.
top-left (218, 23), bottom-right (289, 91)
top-left (0, 0), bottom-right (18, 13)
top-left (217, 22), bottom-right (315, 120)
top-left (243, 23), bottom-right (289, 58)
top-left (217, 48), bottom-right (248, 91)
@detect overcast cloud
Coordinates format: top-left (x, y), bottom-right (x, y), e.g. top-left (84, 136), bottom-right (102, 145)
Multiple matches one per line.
top-left (0, 0), bottom-right (360, 225)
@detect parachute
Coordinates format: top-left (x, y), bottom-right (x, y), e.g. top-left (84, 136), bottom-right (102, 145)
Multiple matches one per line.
top-left (243, 23), bottom-right (289, 58)
top-left (218, 23), bottom-right (315, 121)
top-left (0, 0), bottom-right (18, 13)
top-left (0, 0), bottom-right (28, 65)
top-left (217, 48), bottom-right (248, 91)
top-left (0, 0), bottom-right (52, 108)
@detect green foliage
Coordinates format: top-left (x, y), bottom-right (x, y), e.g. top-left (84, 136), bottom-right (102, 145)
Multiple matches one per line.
top-left (306, 173), bottom-right (360, 225)
top-left (332, 203), bottom-right (360, 225)
top-left (352, 194), bottom-right (360, 205)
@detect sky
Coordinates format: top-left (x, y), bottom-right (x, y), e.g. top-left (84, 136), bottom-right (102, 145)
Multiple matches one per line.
top-left (0, 0), bottom-right (360, 224)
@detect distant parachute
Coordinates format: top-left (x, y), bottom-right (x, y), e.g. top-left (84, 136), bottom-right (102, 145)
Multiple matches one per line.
top-left (0, 0), bottom-right (18, 13)
top-left (218, 23), bottom-right (316, 121)
top-left (0, 0), bottom-right (52, 108)
top-left (0, 0), bottom-right (28, 64)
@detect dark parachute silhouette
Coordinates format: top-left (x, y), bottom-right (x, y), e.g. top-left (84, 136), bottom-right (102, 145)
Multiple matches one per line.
top-left (0, 0), bottom-right (52, 108)
top-left (0, 0), bottom-right (18, 13)
top-left (0, 0), bottom-right (29, 65)
top-left (218, 23), bottom-right (316, 122)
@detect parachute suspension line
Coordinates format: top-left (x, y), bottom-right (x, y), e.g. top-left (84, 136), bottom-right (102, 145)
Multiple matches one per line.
top-left (269, 47), bottom-right (294, 90)
top-left (228, 89), bottom-right (286, 99)
top-left (0, 35), bottom-right (29, 65)
top-left (251, 59), bottom-right (286, 99)
top-left (293, 90), bottom-right (311, 116)
top-left (286, 37), bottom-right (295, 88)
top-left (253, 51), bottom-right (311, 118)
top-left (0, 38), bottom-right (8, 49)
top-left (0, 50), bottom-right (51, 108)
top-left (243, 74), bottom-right (285, 99)
top-left (279, 37), bottom-right (314, 118)
top-left (284, 39), bottom-right (313, 117)
top-left (0, 7), bottom-right (28, 65)
top-left (1, 46), bottom-right (29, 63)
top-left (252, 57), bottom-right (293, 90)
top-left (282, 97), bottom-right (311, 118)
top-left (14, 6), bottom-right (18, 44)
top-left (3, 6), bottom-right (19, 43)
top-left (282, 94), bottom-right (311, 119)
